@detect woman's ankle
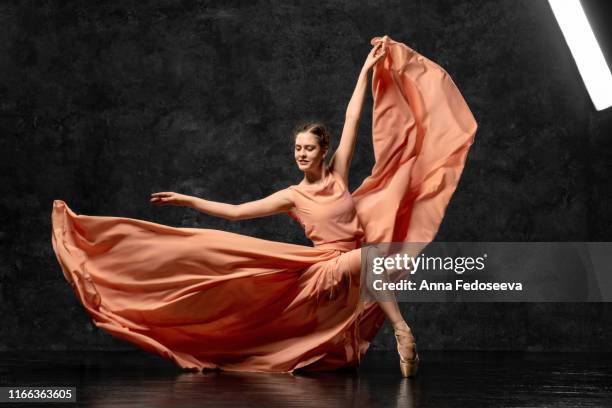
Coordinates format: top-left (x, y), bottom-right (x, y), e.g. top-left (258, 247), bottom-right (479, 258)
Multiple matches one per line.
top-left (392, 320), bottom-right (410, 331)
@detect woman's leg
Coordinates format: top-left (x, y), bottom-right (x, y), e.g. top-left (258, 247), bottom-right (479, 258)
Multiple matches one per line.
top-left (362, 246), bottom-right (410, 325)
top-left (345, 246), bottom-right (417, 364)
top-left (377, 298), bottom-right (417, 360)
top-left (376, 299), bottom-right (405, 327)
top-left (364, 246), bottom-right (417, 359)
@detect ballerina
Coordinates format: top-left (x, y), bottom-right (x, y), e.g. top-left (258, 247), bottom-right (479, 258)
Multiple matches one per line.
top-left (52, 35), bottom-right (477, 377)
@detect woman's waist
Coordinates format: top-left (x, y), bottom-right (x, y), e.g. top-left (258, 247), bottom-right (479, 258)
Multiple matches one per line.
top-left (314, 239), bottom-right (362, 253)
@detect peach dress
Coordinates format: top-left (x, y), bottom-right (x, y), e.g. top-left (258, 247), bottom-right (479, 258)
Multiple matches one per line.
top-left (51, 36), bottom-right (478, 373)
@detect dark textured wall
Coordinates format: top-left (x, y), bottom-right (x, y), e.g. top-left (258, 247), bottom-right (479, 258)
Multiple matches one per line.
top-left (1, 0), bottom-right (611, 354)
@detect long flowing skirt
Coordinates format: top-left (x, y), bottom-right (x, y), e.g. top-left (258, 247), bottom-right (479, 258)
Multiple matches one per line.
top-left (51, 35), bottom-right (478, 373)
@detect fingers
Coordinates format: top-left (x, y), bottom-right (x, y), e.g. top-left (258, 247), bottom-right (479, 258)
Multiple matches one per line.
top-left (150, 192), bottom-right (172, 201)
top-left (371, 42), bottom-right (387, 60)
top-left (150, 192), bottom-right (173, 205)
top-left (151, 197), bottom-right (172, 206)
top-left (371, 42), bottom-right (382, 54)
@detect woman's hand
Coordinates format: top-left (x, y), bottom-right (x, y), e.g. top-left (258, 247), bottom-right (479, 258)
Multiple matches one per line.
top-left (363, 41), bottom-right (387, 72)
top-left (150, 192), bottom-right (193, 207)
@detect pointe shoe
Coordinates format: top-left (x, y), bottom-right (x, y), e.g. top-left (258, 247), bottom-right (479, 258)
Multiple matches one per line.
top-left (393, 322), bottom-right (419, 378)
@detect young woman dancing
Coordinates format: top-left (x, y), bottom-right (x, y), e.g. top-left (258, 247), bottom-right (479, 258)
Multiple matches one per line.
top-left (52, 35), bottom-right (478, 377)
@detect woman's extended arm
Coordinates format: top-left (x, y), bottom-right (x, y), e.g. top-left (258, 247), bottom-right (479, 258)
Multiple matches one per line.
top-left (329, 42), bottom-right (387, 186)
top-left (150, 189), bottom-right (294, 221)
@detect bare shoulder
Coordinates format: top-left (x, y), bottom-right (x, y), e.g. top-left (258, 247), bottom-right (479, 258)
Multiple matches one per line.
top-left (278, 186), bottom-right (294, 198)
top-left (275, 186), bottom-right (295, 207)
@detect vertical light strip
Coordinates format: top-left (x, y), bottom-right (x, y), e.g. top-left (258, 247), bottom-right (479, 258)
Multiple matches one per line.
top-left (548, 0), bottom-right (612, 111)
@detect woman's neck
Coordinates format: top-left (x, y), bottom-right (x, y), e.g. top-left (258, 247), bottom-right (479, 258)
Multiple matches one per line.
top-left (303, 163), bottom-right (328, 185)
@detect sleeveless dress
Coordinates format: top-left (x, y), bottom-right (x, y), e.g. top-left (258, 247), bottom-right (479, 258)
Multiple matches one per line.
top-left (50, 35), bottom-right (478, 373)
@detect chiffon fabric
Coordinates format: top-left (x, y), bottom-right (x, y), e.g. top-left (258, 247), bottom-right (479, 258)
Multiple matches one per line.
top-left (51, 35), bottom-right (478, 373)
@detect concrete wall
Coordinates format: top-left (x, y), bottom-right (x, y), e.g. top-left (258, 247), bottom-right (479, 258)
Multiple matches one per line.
top-left (1, 0), bottom-right (611, 352)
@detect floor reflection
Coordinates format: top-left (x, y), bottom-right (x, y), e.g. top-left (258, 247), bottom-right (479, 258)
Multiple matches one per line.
top-left (2, 350), bottom-right (611, 407)
top-left (82, 370), bottom-right (416, 408)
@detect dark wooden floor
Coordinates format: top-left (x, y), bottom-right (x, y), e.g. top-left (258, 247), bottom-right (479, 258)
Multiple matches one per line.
top-left (1, 350), bottom-right (611, 407)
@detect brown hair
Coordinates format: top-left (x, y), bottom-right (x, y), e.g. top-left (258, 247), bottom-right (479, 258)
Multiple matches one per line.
top-left (292, 121), bottom-right (331, 151)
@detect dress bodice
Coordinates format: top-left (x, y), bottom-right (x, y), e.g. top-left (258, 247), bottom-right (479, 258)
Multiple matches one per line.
top-left (286, 167), bottom-right (364, 252)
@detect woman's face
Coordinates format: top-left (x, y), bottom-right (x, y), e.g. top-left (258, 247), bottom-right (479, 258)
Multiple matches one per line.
top-left (294, 132), bottom-right (327, 171)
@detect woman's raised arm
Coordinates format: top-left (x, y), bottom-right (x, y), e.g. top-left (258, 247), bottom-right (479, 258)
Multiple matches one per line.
top-left (150, 189), bottom-right (294, 221)
top-left (329, 41), bottom-right (387, 186)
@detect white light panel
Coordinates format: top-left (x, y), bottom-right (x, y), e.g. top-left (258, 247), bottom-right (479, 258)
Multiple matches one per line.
top-left (548, 0), bottom-right (612, 111)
